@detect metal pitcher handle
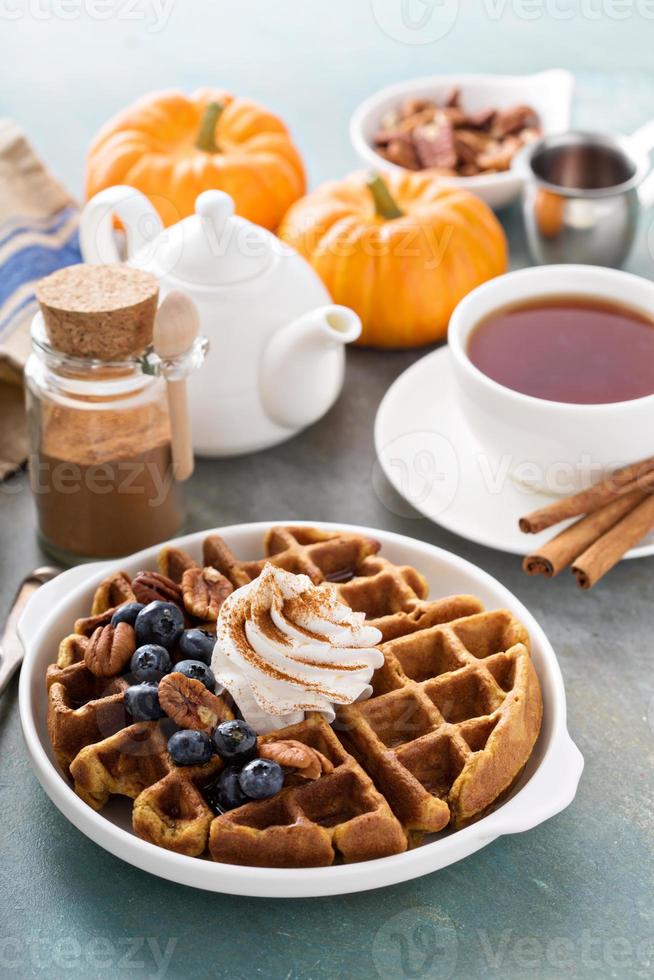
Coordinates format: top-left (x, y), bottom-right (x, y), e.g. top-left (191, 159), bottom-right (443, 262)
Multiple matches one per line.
top-left (632, 120), bottom-right (654, 209)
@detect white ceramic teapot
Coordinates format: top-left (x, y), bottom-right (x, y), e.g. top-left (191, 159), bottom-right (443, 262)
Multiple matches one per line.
top-left (79, 187), bottom-right (361, 455)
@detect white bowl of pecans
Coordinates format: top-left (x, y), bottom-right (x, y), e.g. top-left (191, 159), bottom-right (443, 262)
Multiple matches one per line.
top-left (350, 70), bottom-right (574, 210)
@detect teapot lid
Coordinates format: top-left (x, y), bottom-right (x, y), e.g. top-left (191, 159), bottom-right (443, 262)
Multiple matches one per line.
top-left (155, 190), bottom-right (273, 287)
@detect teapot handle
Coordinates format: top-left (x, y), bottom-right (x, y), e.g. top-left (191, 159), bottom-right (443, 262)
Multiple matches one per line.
top-left (79, 186), bottom-right (164, 265)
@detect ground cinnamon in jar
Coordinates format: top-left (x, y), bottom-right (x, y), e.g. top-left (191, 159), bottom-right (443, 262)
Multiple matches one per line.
top-left (25, 264), bottom-right (184, 562)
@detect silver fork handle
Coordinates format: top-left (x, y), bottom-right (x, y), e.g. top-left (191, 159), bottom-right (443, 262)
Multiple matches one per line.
top-left (0, 567), bottom-right (61, 695)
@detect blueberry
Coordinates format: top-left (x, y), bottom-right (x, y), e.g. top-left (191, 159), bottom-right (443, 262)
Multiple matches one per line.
top-left (130, 644), bottom-right (172, 683)
top-left (124, 682), bottom-right (164, 721)
top-left (175, 659), bottom-right (215, 691)
top-left (213, 719), bottom-right (257, 764)
top-left (239, 758), bottom-right (284, 800)
top-left (111, 602), bottom-right (144, 627)
top-left (179, 628), bottom-right (215, 665)
top-left (204, 766), bottom-right (249, 813)
top-left (134, 601), bottom-right (184, 651)
top-left (167, 730), bottom-right (214, 767)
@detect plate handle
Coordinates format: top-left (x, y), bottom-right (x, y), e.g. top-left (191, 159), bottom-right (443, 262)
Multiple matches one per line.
top-left (476, 731), bottom-right (584, 840)
top-left (17, 562), bottom-right (110, 649)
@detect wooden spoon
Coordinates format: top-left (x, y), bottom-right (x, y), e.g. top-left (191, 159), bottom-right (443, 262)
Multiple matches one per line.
top-left (153, 291), bottom-right (199, 482)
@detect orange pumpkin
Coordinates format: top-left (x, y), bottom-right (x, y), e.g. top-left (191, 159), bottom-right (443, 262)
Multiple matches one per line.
top-left (85, 88), bottom-right (306, 230)
top-left (278, 171), bottom-right (508, 348)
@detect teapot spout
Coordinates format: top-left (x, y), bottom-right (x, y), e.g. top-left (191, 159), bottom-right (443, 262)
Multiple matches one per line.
top-left (261, 304), bottom-right (361, 430)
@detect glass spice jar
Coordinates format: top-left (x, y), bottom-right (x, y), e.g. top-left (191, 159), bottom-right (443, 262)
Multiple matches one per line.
top-left (24, 313), bottom-right (185, 563)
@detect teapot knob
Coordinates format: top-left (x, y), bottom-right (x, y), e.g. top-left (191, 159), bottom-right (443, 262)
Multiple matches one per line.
top-left (196, 190), bottom-right (235, 236)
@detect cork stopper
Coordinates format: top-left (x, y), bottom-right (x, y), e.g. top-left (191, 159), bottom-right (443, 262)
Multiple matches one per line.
top-left (36, 263), bottom-right (159, 359)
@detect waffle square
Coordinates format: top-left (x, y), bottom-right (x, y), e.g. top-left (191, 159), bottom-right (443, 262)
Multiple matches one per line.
top-left (338, 609), bottom-right (543, 835)
top-left (208, 715), bottom-right (407, 867)
top-left (47, 658), bottom-right (129, 771)
top-left (203, 525), bottom-right (382, 586)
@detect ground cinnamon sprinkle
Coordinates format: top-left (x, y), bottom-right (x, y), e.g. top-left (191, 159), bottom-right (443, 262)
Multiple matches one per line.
top-left (222, 573), bottom-right (373, 693)
top-left (253, 606), bottom-right (292, 647)
top-left (32, 399), bottom-right (182, 560)
top-left (230, 601), bottom-right (316, 689)
top-left (40, 398), bottom-right (170, 465)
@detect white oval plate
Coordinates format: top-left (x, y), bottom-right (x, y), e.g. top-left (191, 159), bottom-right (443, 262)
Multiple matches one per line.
top-left (375, 348), bottom-right (654, 559)
top-left (19, 521), bottom-right (582, 898)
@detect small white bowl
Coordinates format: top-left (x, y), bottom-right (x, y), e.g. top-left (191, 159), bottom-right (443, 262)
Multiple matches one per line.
top-left (18, 521), bottom-right (582, 898)
top-left (350, 70), bottom-right (574, 209)
top-left (448, 265), bottom-right (654, 494)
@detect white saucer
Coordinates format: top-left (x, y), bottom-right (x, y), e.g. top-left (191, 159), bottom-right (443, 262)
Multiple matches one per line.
top-left (375, 347), bottom-right (654, 559)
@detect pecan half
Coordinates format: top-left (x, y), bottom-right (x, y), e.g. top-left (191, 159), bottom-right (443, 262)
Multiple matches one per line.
top-left (203, 535), bottom-right (251, 588)
top-left (84, 622), bottom-right (136, 677)
top-left (158, 545), bottom-right (198, 584)
top-left (91, 571), bottom-right (135, 615)
top-left (158, 672), bottom-right (232, 732)
top-left (400, 97), bottom-right (435, 119)
top-left (182, 567), bottom-right (233, 622)
top-left (259, 740), bottom-right (335, 780)
top-left (477, 135), bottom-right (521, 172)
top-left (441, 105), bottom-right (468, 129)
top-left (413, 120), bottom-right (457, 169)
top-left (382, 134), bottom-right (421, 171)
top-left (132, 571), bottom-right (183, 608)
top-left (454, 129), bottom-right (492, 164)
top-left (467, 107), bottom-right (496, 130)
top-left (75, 607), bottom-right (118, 637)
top-left (492, 104), bottom-right (538, 139)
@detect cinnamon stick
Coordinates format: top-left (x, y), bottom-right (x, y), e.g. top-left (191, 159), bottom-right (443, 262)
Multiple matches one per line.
top-left (572, 493), bottom-right (654, 589)
top-left (522, 488), bottom-right (647, 577)
top-left (519, 456), bottom-right (654, 534)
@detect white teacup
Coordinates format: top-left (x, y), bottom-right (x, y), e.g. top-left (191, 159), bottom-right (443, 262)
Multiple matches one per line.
top-left (448, 265), bottom-right (654, 495)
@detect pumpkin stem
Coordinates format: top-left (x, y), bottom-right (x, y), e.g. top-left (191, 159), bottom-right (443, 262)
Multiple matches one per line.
top-left (367, 174), bottom-right (403, 220)
top-left (195, 102), bottom-right (224, 153)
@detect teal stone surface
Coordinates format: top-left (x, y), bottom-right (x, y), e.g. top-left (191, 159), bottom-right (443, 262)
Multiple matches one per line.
top-left (1, 3), bottom-right (653, 977)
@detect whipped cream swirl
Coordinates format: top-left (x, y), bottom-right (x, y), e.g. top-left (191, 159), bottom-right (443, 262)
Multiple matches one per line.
top-left (211, 563), bottom-right (383, 734)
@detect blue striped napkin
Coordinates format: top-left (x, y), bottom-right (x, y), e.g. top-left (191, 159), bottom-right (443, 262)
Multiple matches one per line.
top-left (0, 203), bottom-right (81, 341)
top-left (0, 120), bottom-right (81, 478)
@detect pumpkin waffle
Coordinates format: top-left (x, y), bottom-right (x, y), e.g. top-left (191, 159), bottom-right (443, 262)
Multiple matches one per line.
top-left (199, 526), bottom-right (483, 639)
top-left (202, 525), bottom-right (382, 586)
top-left (337, 609), bottom-right (543, 837)
top-left (46, 566), bottom-right (234, 778)
top-left (45, 525), bottom-right (542, 868)
top-left (208, 715), bottom-right (407, 867)
top-left (47, 659), bottom-right (130, 772)
top-left (70, 721), bottom-right (223, 857)
top-left (334, 554), bottom-right (485, 640)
